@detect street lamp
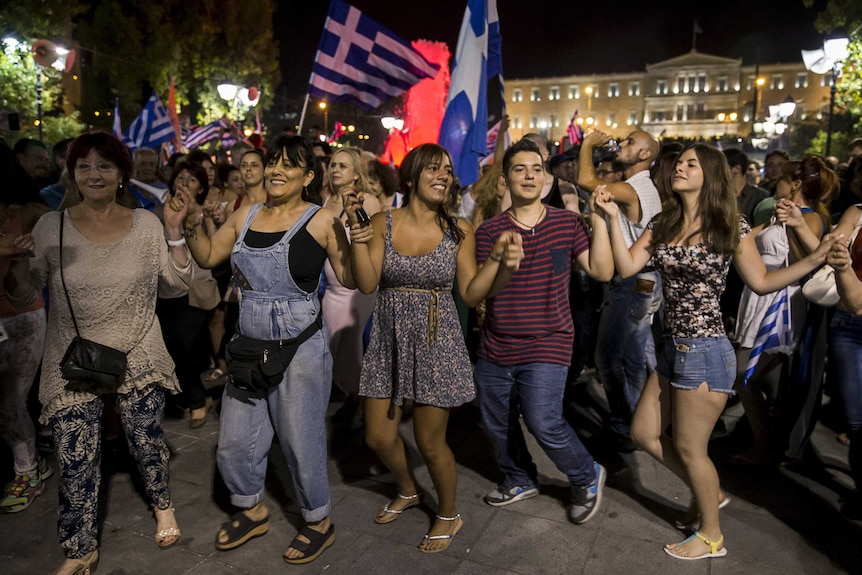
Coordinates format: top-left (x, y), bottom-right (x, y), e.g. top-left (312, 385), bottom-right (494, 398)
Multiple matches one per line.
top-left (380, 116), bottom-right (404, 131)
top-left (218, 82), bottom-right (260, 123)
top-left (318, 102), bottom-right (328, 135)
top-left (802, 37), bottom-right (850, 156)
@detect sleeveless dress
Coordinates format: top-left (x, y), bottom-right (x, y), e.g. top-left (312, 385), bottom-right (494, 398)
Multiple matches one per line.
top-left (734, 209), bottom-right (815, 349)
top-left (359, 211), bottom-right (475, 407)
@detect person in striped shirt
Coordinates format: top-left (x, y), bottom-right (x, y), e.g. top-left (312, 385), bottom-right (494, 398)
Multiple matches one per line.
top-left (474, 138), bottom-right (614, 524)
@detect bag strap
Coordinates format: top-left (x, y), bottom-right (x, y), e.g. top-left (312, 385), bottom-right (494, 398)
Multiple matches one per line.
top-left (59, 212), bottom-right (82, 338)
top-left (281, 314), bottom-right (323, 347)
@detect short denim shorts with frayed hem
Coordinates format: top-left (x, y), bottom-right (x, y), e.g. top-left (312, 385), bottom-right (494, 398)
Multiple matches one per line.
top-left (656, 335), bottom-right (736, 394)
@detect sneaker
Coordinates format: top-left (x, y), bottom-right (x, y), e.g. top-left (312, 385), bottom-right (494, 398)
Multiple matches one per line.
top-left (38, 457), bottom-right (53, 481)
top-left (569, 462), bottom-right (606, 524)
top-left (0, 473), bottom-right (47, 513)
top-left (483, 484), bottom-right (539, 507)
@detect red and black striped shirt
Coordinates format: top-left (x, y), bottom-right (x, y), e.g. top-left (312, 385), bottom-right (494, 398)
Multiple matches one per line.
top-left (476, 207), bottom-right (590, 366)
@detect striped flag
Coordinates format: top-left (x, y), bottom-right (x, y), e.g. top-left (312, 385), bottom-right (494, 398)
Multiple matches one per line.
top-left (438, 0), bottom-right (503, 187)
top-left (112, 97), bottom-right (122, 138)
top-left (183, 119), bottom-right (224, 149)
top-left (122, 91), bottom-right (176, 152)
top-left (743, 287), bottom-right (794, 385)
top-left (567, 111), bottom-right (584, 146)
top-left (308, 0), bottom-right (440, 112)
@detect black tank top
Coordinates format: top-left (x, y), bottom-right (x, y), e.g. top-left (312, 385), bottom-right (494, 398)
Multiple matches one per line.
top-left (243, 223), bottom-right (327, 293)
top-left (541, 177), bottom-right (565, 210)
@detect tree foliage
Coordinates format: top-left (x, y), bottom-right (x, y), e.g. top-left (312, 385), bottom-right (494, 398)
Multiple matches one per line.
top-left (0, 2), bottom-right (87, 145)
top-left (75, 0), bottom-right (280, 131)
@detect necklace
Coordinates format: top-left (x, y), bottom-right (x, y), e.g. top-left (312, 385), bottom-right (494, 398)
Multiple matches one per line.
top-left (508, 205), bottom-right (546, 235)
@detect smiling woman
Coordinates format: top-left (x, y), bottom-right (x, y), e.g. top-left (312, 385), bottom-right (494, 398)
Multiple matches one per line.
top-left (3, 132), bottom-right (193, 574)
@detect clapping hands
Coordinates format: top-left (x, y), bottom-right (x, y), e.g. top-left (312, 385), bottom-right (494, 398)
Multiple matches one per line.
top-left (490, 231), bottom-right (524, 272)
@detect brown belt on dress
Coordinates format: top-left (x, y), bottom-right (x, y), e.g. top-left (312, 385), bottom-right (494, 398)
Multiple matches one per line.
top-left (383, 287), bottom-right (441, 343)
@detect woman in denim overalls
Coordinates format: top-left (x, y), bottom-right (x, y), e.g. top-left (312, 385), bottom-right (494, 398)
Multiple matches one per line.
top-left (171, 135), bottom-right (356, 565)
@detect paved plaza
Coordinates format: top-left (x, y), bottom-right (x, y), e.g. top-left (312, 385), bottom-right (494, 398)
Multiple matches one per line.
top-left (2, 376), bottom-right (860, 574)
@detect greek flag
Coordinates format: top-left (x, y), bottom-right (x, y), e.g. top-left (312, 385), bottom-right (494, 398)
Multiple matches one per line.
top-left (183, 119), bottom-right (224, 149)
top-left (308, 0), bottom-right (440, 112)
top-left (743, 287), bottom-right (794, 385)
top-left (438, 0), bottom-right (503, 187)
top-left (122, 92), bottom-right (176, 152)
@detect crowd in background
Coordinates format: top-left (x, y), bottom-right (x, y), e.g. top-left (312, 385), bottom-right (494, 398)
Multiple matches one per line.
top-left (1, 125), bottom-right (862, 570)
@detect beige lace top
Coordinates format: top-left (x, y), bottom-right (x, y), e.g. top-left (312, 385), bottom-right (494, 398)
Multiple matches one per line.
top-left (12, 209), bottom-right (192, 422)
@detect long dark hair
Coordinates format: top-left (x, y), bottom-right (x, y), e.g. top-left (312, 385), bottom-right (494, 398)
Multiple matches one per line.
top-left (651, 143), bottom-right (739, 254)
top-left (265, 135), bottom-right (322, 205)
top-left (399, 143), bottom-right (464, 244)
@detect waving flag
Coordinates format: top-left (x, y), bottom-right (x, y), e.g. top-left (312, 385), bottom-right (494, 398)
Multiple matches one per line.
top-left (308, 0), bottom-right (440, 112)
top-left (438, 0), bottom-right (503, 187)
top-left (112, 97), bottom-right (122, 138)
top-left (567, 111), bottom-right (584, 147)
top-left (743, 287), bottom-right (794, 385)
top-left (122, 91), bottom-right (175, 152)
top-left (183, 119), bottom-right (225, 149)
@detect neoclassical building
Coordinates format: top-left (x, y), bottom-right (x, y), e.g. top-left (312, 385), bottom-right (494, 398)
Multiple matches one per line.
top-left (506, 49), bottom-right (832, 147)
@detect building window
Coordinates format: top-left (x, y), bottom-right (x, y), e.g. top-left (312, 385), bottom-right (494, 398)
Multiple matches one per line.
top-left (569, 84), bottom-right (579, 99)
top-left (550, 86), bottom-right (559, 100)
top-left (654, 111), bottom-right (666, 122)
top-left (531, 88), bottom-right (540, 101)
top-left (696, 102), bottom-right (705, 118)
top-left (821, 72), bottom-right (833, 87)
top-left (512, 116), bottom-right (522, 129)
top-left (512, 88), bottom-right (522, 103)
top-left (608, 83), bottom-right (619, 98)
top-left (628, 111), bottom-right (638, 126)
top-left (698, 74), bottom-right (706, 92)
top-left (629, 82), bottom-right (640, 96)
top-left (550, 114), bottom-right (559, 128)
top-left (677, 77), bottom-right (685, 94)
top-left (530, 116), bottom-right (538, 129)
top-left (796, 73), bottom-right (808, 88)
top-left (656, 80), bottom-right (668, 95)
top-left (717, 77), bottom-right (728, 92)
top-left (745, 76), bottom-right (754, 91)
top-left (771, 75), bottom-right (783, 90)
top-left (606, 113), bottom-right (616, 126)
top-left (687, 104), bottom-right (694, 119)
top-left (676, 104), bottom-right (684, 121)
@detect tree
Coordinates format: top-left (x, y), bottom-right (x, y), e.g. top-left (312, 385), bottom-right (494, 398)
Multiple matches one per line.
top-left (804, 0), bottom-right (862, 156)
top-left (75, 0), bottom-right (280, 133)
top-left (0, 2), bottom-right (87, 145)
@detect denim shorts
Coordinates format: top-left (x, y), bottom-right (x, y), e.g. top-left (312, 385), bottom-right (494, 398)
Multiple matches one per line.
top-left (656, 335), bottom-right (736, 394)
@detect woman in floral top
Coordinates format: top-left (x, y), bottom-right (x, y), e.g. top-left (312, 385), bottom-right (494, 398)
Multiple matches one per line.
top-left (594, 143), bottom-right (837, 561)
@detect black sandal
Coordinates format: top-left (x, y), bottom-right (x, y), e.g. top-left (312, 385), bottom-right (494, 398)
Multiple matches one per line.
top-left (215, 510), bottom-right (270, 551)
top-left (283, 524), bottom-right (335, 565)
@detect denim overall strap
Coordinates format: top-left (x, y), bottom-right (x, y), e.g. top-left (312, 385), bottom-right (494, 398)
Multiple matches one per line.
top-left (235, 203), bottom-right (265, 250)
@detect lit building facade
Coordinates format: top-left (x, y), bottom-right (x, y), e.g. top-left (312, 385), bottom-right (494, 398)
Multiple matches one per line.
top-left (507, 50), bottom-right (832, 148)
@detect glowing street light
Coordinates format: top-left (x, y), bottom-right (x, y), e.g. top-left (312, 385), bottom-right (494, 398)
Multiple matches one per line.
top-left (802, 37), bottom-right (850, 156)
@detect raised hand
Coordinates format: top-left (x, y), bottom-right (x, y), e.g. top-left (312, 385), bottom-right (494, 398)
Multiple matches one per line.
top-left (502, 231), bottom-right (524, 272)
top-left (203, 199), bottom-right (225, 225)
top-left (827, 239), bottom-right (852, 271)
top-left (591, 185), bottom-right (618, 218)
top-left (774, 198), bottom-right (804, 228)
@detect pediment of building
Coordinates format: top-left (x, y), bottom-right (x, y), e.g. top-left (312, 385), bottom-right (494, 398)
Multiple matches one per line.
top-left (647, 50), bottom-right (741, 71)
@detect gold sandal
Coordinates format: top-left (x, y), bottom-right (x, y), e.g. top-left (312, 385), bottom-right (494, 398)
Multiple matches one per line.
top-left (154, 505), bottom-right (181, 549)
top-left (52, 550), bottom-right (99, 575)
top-left (374, 491), bottom-right (423, 524)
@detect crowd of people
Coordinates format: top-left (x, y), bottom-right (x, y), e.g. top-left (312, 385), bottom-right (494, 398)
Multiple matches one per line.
top-left (1, 125), bottom-right (861, 572)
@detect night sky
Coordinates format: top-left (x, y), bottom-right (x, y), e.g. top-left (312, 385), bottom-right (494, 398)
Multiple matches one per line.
top-left (276, 0), bottom-right (833, 103)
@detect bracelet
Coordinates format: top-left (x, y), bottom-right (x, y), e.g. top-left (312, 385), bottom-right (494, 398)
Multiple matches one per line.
top-left (182, 222), bottom-right (201, 237)
top-left (166, 237), bottom-right (186, 247)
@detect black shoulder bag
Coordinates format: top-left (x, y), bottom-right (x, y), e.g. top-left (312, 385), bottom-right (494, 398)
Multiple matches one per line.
top-left (58, 212), bottom-right (129, 394)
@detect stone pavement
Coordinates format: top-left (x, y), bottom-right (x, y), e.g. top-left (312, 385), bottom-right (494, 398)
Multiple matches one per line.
top-left (2, 376), bottom-right (861, 575)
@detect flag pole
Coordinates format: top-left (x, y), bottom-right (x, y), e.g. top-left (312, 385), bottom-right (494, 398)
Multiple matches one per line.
top-left (297, 93), bottom-right (310, 136)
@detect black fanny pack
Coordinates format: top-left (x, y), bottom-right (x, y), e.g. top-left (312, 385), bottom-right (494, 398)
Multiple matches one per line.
top-left (226, 315), bottom-right (323, 392)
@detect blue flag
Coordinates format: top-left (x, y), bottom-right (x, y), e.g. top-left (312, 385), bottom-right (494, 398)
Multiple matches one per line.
top-left (308, 0), bottom-right (440, 112)
top-left (122, 91), bottom-right (175, 152)
top-left (438, 0), bottom-right (503, 187)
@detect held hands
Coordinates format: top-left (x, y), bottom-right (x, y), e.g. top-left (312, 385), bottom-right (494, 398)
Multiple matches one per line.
top-left (591, 185), bottom-right (618, 218)
top-left (774, 199), bottom-right (804, 228)
top-left (9, 233), bottom-right (35, 259)
top-left (203, 200), bottom-right (226, 225)
top-left (827, 238), bottom-right (852, 271)
top-left (812, 232), bottom-right (843, 263)
top-left (168, 184), bottom-right (200, 228)
top-left (489, 231), bottom-right (524, 272)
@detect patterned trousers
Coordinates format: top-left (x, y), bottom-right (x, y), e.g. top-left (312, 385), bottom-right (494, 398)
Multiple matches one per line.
top-left (51, 386), bottom-right (171, 559)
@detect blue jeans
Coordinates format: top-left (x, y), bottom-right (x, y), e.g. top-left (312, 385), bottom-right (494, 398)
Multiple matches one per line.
top-left (475, 359), bottom-right (596, 488)
top-left (829, 310), bottom-right (862, 487)
top-left (595, 272), bottom-right (662, 437)
top-left (217, 329), bottom-right (332, 522)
